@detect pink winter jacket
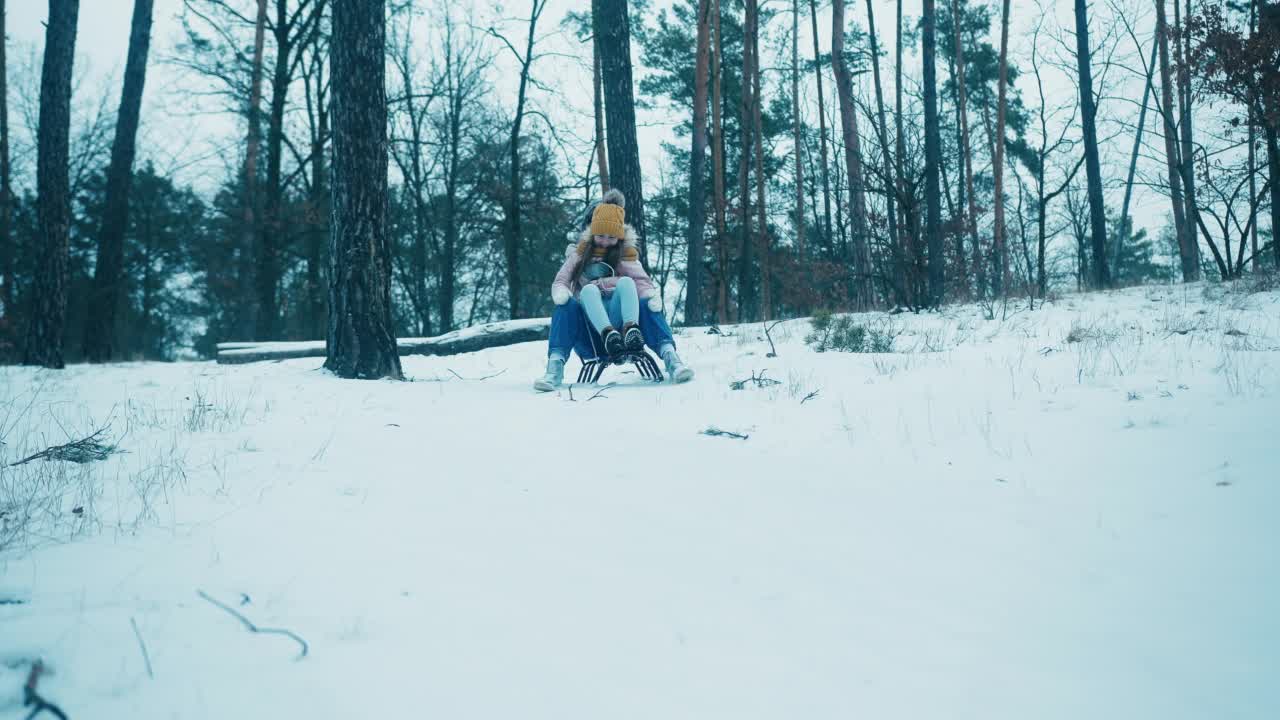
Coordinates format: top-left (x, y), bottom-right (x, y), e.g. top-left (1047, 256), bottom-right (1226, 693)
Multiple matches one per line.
top-left (551, 226), bottom-right (656, 302)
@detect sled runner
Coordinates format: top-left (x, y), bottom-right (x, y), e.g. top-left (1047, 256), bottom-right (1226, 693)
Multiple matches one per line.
top-left (576, 349), bottom-right (665, 384)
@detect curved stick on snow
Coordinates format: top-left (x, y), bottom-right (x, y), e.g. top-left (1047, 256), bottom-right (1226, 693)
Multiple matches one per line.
top-left (197, 590), bottom-right (309, 660)
top-left (23, 660), bottom-right (69, 720)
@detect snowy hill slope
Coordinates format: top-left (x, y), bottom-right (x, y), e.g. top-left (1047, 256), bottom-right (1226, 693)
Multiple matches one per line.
top-left (2, 283), bottom-right (1278, 719)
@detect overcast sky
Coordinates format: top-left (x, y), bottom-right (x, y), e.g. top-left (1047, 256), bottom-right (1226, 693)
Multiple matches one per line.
top-left (7, 0), bottom-right (1167, 247)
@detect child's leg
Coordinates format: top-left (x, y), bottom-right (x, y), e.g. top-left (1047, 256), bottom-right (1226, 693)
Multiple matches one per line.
top-left (579, 285), bottom-right (613, 333)
top-left (614, 276), bottom-right (639, 325)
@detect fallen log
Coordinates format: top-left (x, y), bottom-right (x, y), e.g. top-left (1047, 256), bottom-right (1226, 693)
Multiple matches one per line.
top-left (216, 318), bottom-right (551, 365)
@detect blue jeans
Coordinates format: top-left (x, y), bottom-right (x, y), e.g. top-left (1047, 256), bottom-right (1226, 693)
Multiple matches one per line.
top-left (580, 277), bottom-right (639, 334)
top-left (548, 296), bottom-right (675, 361)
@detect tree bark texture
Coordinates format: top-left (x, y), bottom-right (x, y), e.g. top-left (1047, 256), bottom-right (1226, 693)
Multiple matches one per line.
top-left (594, 0), bottom-right (647, 262)
top-left (83, 0), bottom-right (154, 362)
top-left (23, 0), bottom-right (79, 368)
top-left (1074, 0), bottom-right (1111, 289)
top-left (326, 0), bottom-right (402, 380)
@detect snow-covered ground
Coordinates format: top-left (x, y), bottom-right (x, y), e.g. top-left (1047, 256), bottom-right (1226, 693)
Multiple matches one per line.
top-left (2, 283), bottom-right (1278, 719)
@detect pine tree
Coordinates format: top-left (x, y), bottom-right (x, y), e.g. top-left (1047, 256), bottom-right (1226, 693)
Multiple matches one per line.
top-left (23, 0), bottom-right (79, 368)
top-left (326, 0), bottom-right (402, 380)
top-left (83, 0), bottom-right (154, 362)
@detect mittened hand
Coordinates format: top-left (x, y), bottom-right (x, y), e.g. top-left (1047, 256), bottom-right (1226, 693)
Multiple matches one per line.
top-left (552, 285), bottom-right (571, 305)
top-left (647, 295), bottom-right (663, 313)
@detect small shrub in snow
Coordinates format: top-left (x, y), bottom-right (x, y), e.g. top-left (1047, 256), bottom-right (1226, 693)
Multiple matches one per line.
top-left (806, 311), bottom-right (896, 353)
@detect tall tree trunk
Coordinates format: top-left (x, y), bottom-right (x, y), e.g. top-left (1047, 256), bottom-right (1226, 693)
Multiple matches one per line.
top-left (737, 0), bottom-right (755, 321)
top-left (327, 0), bottom-right (401, 380)
top-left (1116, 39), bottom-right (1157, 280)
top-left (504, 0), bottom-right (545, 319)
top-left (792, 0), bottom-right (805, 263)
top-left (810, 0), bottom-right (834, 255)
top-left (992, 0), bottom-right (1011, 297)
top-left (594, 0), bottom-right (647, 262)
top-left (23, 0), bottom-right (78, 368)
top-left (592, 31), bottom-right (609, 193)
top-left (1155, 0), bottom-right (1191, 281)
top-left (751, 7), bottom-right (770, 320)
top-left (831, 0), bottom-right (871, 308)
top-left (0, 0), bottom-right (11, 320)
top-left (1260, 3), bottom-right (1280, 269)
top-left (307, 61), bottom-right (328, 340)
top-left (1173, 0), bottom-right (1200, 280)
top-left (952, 0), bottom-right (977, 297)
top-left (712, 0), bottom-right (729, 323)
top-left (951, 0), bottom-right (982, 298)
top-left (923, 0), bottom-right (944, 305)
top-left (241, 0), bottom-right (268, 339)
top-left (1248, 0), bottom-right (1258, 272)
top-left (442, 49), bottom-right (462, 333)
top-left (257, 0), bottom-right (291, 340)
top-left (83, 0), bottom-right (154, 362)
top-left (896, 0), bottom-right (914, 301)
top-left (686, 0), bottom-right (712, 325)
top-left (1074, 0), bottom-right (1110, 289)
top-left (864, 0), bottom-right (899, 303)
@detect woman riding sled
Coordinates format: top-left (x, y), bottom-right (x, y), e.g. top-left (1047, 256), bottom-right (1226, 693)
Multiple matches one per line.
top-left (533, 190), bottom-right (694, 391)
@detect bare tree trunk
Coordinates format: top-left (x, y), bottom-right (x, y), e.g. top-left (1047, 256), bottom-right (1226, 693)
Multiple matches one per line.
top-left (951, 0), bottom-right (982, 298)
top-left (751, 6), bottom-right (770, 320)
top-left (896, 0), bottom-right (914, 301)
top-left (1074, 0), bottom-right (1110, 289)
top-left (1249, 0), bottom-right (1258, 271)
top-left (712, 0), bottom-right (729, 323)
top-left (864, 0), bottom-right (899, 302)
top-left (792, 0), bottom-right (805, 262)
top-left (831, 0), bottom-right (872, 308)
top-left (83, 0), bottom-right (154, 362)
top-left (0, 0), bottom-right (11, 320)
top-left (1116, 39), bottom-right (1157, 281)
top-left (1259, 3), bottom-right (1280, 269)
top-left (923, 0), bottom-right (944, 305)
top-left (1155, 0), bottom-right (1190, 281)
top-left (737, 0), bottom-right (755, 320)
top-left (305, 47), bottom-right (328, 340)
top-left (503, 0), bottom-right (546, 319)
top-left (593, 32), bottom-right (609, 193)
top-left (810, 0), bottom-right (833, 255)
top-left (1173, 0), bottom-right (1200, 281)
top-left (594, 0), bottom-right (647, 262)
top-left (240, 0), bottom-right (268, 339)
top-left (686, 0), bottom-right (712, 325)
top-left (327, 0), bottom-right (401, 380)
top-left (992, 0), bottom-right (1011, 296)
top-left (258, 0), bottom-right (290, 340)
top-left (23, 0), bottom-right (78, 368)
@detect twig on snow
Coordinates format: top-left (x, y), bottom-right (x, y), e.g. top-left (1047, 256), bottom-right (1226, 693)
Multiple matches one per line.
top-left (197, 590), bottom-right (309, 660)
top-left (587, 383), bottom-right (616, 401)
top-left (447, 368), bottom-right (507, 382)
top-left (763, 320), bottom-right (784, 358)
top-left (801, 390), bottom-right (821, 404)
top-left (730, 370), bottom-right (782, 391)
top-left (23, 660), bottom-right (68, 720)
top-left (131, 617), bottom-right (154, 679)
top-left (11, 427), bottom-right (115, 467)
top-left (701, 427), bottom-right (750, 440)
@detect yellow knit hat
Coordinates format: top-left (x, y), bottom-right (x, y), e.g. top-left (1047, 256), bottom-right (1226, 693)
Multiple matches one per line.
top-left (590, 190), bottom-right (627, 239)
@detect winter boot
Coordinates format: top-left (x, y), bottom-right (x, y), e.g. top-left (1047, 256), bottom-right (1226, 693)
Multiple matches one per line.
top-left (661, 347), bottom-right (694, 383)
top-left (533, 356), bottom-right (566, 392)
top-left (601, 326), bottom-right (625, 356)
top-left (622, 322), bottom-right (644, 351)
